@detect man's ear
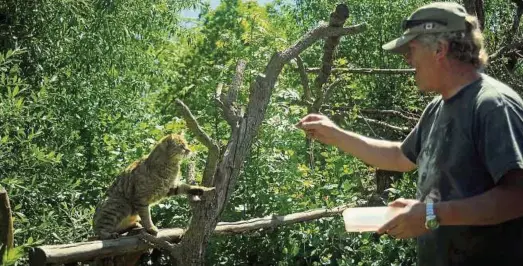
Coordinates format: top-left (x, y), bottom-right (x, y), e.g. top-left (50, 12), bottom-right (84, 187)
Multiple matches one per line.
top-left (435, 40), bottom-right (449, 61)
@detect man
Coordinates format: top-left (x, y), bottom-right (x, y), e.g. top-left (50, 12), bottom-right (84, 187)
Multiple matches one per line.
top-left (296, 2), bottom-right (523, 265)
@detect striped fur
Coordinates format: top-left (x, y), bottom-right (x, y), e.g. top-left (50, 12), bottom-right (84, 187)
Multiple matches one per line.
top-left (93, 134), bottom-right (215, 239)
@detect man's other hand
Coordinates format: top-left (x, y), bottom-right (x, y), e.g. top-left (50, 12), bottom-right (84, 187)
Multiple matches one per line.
top-left (377, 198), bottom-right (429, 239)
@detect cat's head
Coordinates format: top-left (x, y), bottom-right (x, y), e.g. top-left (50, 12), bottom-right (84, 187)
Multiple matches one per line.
top-left (157, 133), bottom-right (192, 158)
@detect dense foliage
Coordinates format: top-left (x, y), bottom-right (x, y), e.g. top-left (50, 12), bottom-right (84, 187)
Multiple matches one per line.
top-left (0, 0), bottom-right (521, 265)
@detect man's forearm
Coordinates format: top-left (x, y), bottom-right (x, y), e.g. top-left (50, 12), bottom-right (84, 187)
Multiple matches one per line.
top-left (332, 129), bottom-right (412, 172)
top-left (435, 185), bottom-right (523, 226)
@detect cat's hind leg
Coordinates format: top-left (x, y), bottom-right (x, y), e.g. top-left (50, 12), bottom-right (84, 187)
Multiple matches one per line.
top-left (93, 197), bottom-right (133, 240)
top-left (134, 202), bottom-right (158, 236)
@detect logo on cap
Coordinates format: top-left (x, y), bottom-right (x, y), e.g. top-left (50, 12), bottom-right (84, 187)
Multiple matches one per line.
top-left (424, 23), bottom-right (434, 30)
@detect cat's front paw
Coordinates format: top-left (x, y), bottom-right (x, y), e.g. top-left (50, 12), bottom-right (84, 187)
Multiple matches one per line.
top-left (188, 186), bottom-right (215, 196)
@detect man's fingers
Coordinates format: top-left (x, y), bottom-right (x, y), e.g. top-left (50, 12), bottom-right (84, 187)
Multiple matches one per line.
top-left (298, 121), bottom-right (323, 130)
top-left (377, 217), bottom-right (398, 235)
top-left (388, 198), bottom-right (408, 208)
top-left (387, 225), bottom-right (403, 238)
top-left (296, 114), bottom-right (324, 127)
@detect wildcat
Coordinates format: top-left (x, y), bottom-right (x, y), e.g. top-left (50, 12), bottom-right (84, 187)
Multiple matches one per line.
top-left (93, 133), bottom-right (214, 240)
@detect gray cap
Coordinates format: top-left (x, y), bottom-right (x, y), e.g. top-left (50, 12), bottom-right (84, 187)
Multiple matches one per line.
top-left (382, 2), bottom-right (469, 54)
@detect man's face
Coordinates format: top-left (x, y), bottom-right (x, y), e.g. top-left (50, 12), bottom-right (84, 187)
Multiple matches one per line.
top-left (403, 39), bottom-right (440, 92)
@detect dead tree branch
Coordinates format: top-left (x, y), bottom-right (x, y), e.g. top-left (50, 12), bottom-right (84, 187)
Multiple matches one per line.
top-left (217, 204), bottom-right (351, 233)
top-left (306, 67), bottom-right (415, 75)
top-left (175, 99), bottom-right (216, 150)
top-left (324, 105), bottom-right (420, 122)
top-left (357, 115), bottom-right (411, 133)
top-left (360, 108), bottom-right (420, 121)
top-left (490, 40), bottom-right (523, 61)
top-left (225, 60), bottom-right (246, 107)
top-left (28, 204), bottom-right (352, 266)
top-left (175, 98), bottom-right (220, 187)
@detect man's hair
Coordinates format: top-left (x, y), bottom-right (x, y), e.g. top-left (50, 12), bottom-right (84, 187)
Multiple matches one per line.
top-left (416, 15), bottom-right (488, 68)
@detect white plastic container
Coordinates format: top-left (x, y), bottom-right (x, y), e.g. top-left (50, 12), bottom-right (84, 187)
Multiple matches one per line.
top-left (342, 206), bottom-right (402, 232)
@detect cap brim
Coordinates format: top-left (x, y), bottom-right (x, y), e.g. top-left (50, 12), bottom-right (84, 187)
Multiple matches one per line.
top-left (382, 34), bottom-right (418, 54)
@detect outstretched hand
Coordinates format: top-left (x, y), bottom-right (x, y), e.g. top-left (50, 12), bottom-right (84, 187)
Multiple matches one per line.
top-left (295, 114), bottom-right (341, 146)
top-left (377, 198), bottom-right (429, 239)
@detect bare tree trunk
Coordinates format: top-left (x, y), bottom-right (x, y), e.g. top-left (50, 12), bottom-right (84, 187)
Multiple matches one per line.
top-left (0, 186), bottom-right (14, 265)
top-left (166, 5), bottom-right (366, 265)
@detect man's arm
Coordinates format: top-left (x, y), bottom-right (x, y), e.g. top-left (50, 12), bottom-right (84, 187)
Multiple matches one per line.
top-left (296, 113), bottom-right (417, 172)
top-left (331, 129), bottom-right (416, 172)
top-left (435, 169), bottom-right (523, 226)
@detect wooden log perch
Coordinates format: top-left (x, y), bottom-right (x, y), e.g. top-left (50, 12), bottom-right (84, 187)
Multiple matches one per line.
top-left (0, 186), bottom-right (14, 264)
top-left (28, 204), bottom-right (352, 265)
top-left (306, 67), bottom-right (415, 75)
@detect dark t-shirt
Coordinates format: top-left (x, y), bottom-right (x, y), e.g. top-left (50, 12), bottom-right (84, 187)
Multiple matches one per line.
top-left (401, 73), bottom-right (523, 266)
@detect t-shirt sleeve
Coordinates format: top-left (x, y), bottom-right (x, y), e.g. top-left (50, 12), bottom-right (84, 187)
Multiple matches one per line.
top-left (400, 99), bottom-right (439, 165)
top-left (477, 104), bottom-right (523, 184)
top-left (401, 121), bottom-right (421, 164)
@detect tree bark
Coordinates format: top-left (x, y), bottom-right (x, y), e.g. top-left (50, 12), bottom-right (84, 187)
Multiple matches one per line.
top-left (0, 186), bottom-right (14, 265)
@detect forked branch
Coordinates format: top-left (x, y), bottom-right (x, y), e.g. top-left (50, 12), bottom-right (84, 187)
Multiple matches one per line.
top-left (174, 98), bottom-right (220, 186)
